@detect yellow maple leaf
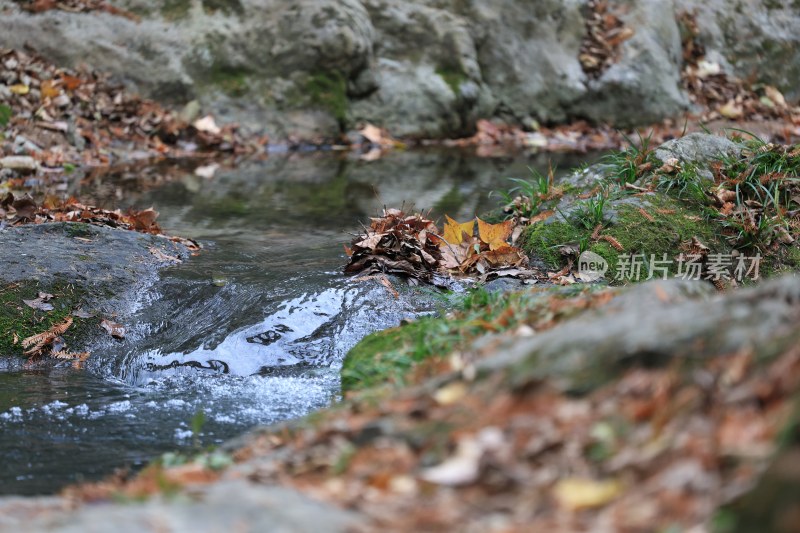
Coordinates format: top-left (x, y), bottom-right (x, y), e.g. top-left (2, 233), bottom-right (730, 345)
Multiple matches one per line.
top-left (41, 80), bottom-right (60, 100)
top-left (553, 477), bottom-right (622, 511)
top-left (442, 215), bottom-right (474, 245)
top-left (9, 84), bottom-right (29, 95)
top-left (477, 218), bottom-right (513, 250)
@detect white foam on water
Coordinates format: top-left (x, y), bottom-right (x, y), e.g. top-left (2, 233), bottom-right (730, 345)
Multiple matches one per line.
top-left (107, 400), bottom-right (132, 413)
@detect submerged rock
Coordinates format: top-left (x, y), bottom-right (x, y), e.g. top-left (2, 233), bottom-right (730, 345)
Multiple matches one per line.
top-left (0, 222), bottom-right (190, 360)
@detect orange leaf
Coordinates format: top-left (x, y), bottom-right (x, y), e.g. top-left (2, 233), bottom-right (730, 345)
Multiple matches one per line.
top-left (477, 218), bottom-right (513, 250)
top-left (61, 75), bottom-right (83, 91)
top-left (442, 215), bottom-right (474, 245)
top-left (530, 210), bottom-right (554, 224)
top-left (482, 245), bottom-right (527, 267)
top-left (41, 80), bottom-right (60, 100)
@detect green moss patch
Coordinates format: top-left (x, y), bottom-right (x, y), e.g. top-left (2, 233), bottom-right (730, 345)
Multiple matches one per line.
top-left (0, 281), bottom-right (93, 357)
top-left (435, 66), bottom-right (467, 95)
top-left (306, 71), bottom-right (348, 125)
top-left (523, 196), bottom-right (729, 280)
top-left (342, 319), bottom-right (446, 392)
top-left (160, 0), bottom-right (192, 21)
top-left (208, 66), bottom-right (250, 97)
top-left (342, 285), bottom-right (605, 392)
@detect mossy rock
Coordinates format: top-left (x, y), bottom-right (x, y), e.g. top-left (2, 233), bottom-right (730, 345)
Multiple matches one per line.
top-left (341, 319), bottom-right (436, 392)
top-left (0, 281), bottom-right (96, 357)
top-left (305, 71), bottom-right (348, 126)
top-left (522, 194), bottom-right (730, 281)
top-left (435, 66), bottom-right (467, 95)
top-left (0, 222), bottom-right (190, 359)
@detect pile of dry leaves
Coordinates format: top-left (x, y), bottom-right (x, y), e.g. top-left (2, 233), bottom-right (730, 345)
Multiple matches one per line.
top-left (0, 47), bottom-right (261, 173)
top-left (12, 0), bottom-right (139, 19)
top-left (18, 315), bottom-right (88, 362)
top-left (229, 341), bottom-right (798, 531)
top-left (0, 191), bottom-right (199, 248)
top-left (344, 208), bottom-right (535, 287)
top-left (678, 11), bottom-right (799, 126)
top-left (579, 0), bottom-right (634, 78)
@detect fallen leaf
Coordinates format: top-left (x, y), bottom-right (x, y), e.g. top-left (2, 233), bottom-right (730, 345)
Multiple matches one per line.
top-left (193, 115), bottom-right (221, 135)
top-left (22, 317), bottom-right (73, 356)
top-left (358, 123), bottom-right (385, 145)
top-left (60, 74), bottom-right (82, 91)
top-left (149, 247), bottom-right (182, 263)
top-left (718, 100), bottom-right (743, 119)
top-left (529, 210), bottom-right (554, 224)
top-left (128, 207), bottom-right (159, 232)
top-left (420, 428), bottom-right (504, 486)
top-left (433, 382), bottom-right (468, 405)
top-left (553, 477), bottom-right (622, 510)
top-left (9, 84), bottom-right (29, 95)
top-left (355, 232), bottom-right (385, 250)
top-left (23, 298), bottom-right (54, 312)
top-left (41, 79), bottom-right (60, 99)
top-left (443, 215), bottom-right (474, 245)
top-left (764, 86), bottom-right (786, 108)
top-left (101, 319), bottom-right (126, 339)
top-left (379, 276), bottom-right (399, 299)
top-left (194, 163), bottom-right (219, 179)
top-left (477, 218), bottom-right (513, 250)
top-left (480, 245), bottom-right (527, 267)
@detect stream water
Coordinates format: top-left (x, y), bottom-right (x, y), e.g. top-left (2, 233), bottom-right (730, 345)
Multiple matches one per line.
top-left (0, 149), bottom-right (596, 495)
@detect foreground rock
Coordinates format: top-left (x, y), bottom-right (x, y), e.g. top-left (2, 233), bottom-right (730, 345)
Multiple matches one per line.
top-left (0, 0), bottom-right (796, 139)
top-left (8, 275), bottom-right (799, 531)
top-left (0, 222), bottom-right (189, 362)
top-left (0, 481), bottom-right (363, 532)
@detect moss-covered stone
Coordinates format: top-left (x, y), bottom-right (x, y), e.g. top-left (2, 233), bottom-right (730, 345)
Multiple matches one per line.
top-left (0, 281), bottom-right (93, 358)
top-left (208, 66), bottom-right (250, 97)
top-left (341, 319), bottom-right (437, 392)
top-left (160, 0), bottom-right (192, 21)
top-left (306, 71), bottom-right (348, 126)
top-left (342, 285), bottom-right (602, 392)
top-left (435, 66), bottom-right (467, 95)
top-left (523, 195), bottom-right (729, 281)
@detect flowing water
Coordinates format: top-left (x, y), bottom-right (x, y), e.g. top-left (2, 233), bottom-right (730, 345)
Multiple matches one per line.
top-left (0, 149), bottom-right (597, 495)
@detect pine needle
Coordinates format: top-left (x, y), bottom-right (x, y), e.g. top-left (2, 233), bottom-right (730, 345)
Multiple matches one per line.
top-left (599, 235), bottom-right (625, 251)
top-left (21, 316), bottom-right (73, 356)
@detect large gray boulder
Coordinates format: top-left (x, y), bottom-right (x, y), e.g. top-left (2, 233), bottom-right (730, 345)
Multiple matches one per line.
top-left (0, 0), bottom-right (794, 139)
top-left (674, 0), bottom-right (800, 102)
top-left (570, 0), bottom-right (690, 125)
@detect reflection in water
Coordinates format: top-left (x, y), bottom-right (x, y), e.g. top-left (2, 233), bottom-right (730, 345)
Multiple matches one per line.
top-left (0, 149), bottom-right (600, 494)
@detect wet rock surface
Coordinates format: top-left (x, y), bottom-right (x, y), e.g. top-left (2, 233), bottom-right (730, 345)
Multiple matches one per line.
top-left (0, 222), bottom-right (188, 288)
top-left (0, 222), bottom-right (189, 363)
